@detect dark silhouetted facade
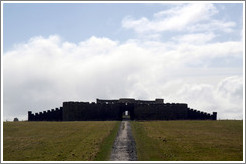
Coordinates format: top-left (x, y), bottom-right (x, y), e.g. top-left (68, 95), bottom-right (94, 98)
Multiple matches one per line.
top-left (28, 98), bottom-right (217, 121)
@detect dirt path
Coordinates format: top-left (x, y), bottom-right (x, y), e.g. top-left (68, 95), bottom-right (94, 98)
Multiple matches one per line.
top-left (110, 121), bottom-right (137, 161)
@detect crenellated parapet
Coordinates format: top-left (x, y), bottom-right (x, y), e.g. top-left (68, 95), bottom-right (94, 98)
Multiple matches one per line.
top-left (28, 107), bottom-right (63, 121)
top-left (96, 98), bottom-right (164, 105)
top-left (187, 108), bottom-right (216, 120)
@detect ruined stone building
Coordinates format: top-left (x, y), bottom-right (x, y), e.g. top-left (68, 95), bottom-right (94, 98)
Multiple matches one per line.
top-left (28, 98), bottom-right (217, 121)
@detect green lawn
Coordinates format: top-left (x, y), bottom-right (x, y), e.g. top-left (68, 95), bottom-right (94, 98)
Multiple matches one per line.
top-left (3, 121), bottom-right (120, 161)
top-left (131, 120), bottom-right (243, 161)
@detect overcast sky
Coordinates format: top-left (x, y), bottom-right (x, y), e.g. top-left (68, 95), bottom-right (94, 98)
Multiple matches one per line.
top-left (2, 2), bottom-right (244, 121)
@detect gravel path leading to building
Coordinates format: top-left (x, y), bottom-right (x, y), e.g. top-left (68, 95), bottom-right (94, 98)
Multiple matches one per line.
top-left (110, 120), bottom-right (138, 161)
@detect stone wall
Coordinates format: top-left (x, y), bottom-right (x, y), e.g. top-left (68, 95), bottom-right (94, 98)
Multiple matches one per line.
top-left (28, 107), bottom-right (63, 121)
top-left (187, 108), bottom-right (216, 120)
top-left (133, 103), bottom-right (189, 120)
top-left (63, 102), bottom-right (122, 121)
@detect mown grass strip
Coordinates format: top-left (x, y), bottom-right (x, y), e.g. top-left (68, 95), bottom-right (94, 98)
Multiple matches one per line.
top-left (131, 120), bottom-right (243, 161)
top-left (3, 121), bottom-right (119, 161)
top-left (94, 121), bottom-right (120, 161)
top-left (131, 121), bottom-right (163, 161)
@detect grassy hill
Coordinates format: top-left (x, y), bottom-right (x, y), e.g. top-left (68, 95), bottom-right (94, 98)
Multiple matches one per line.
top-left (131, 120), bottom-right (243, 161)
top-left (3, 121), bottom-right (120, 161)
top-left (3, 120), bottom-right (243, 161)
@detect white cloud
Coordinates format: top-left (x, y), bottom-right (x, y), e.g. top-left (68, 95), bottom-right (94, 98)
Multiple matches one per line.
top-left (171, 76), bottom-right (243, 119)
top-left (122, 3), bottom-right (235, 34)
top-left (154, 3), bottom-right (217, 20)
top-left (188, 20), bottom-right (236, 33)
top-left (171, 32), bottom-right (216, 44)
top-left (3, 35), bottom-right (244, 121)
top-left (217, 76), bottom-right (243, 102)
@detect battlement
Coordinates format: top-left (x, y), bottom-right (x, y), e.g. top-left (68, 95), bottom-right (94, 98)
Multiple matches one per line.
top-left (96, 98), bottom-right (164, 104)
top-left (28, 98), bottom-right (217, 121)
top-left (28, 107), bottom-right (63, 121)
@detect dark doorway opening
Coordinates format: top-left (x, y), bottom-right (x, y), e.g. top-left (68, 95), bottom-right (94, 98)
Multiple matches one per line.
top-left (120, 103), bottom-right (134, 120)
top-left (122, 110), bottom-right (130, 120)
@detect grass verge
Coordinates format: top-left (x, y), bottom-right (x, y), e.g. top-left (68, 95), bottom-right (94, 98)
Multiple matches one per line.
top-left (3, 121), bottom-right (119, 161)
top-left (131, 120), bottom-right (243, 161)
top-left (94, 121), bottom-right (120, 160)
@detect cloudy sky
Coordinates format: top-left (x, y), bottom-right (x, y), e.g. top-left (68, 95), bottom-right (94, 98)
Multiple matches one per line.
top-left (2, 2), bottom-right (244, 121)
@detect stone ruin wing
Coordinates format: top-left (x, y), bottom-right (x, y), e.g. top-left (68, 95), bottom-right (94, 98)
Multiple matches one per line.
top-left (28, 98), bottom-right (217, 121)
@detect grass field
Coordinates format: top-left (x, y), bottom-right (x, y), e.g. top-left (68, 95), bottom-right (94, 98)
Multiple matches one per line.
top-left (3, 121), bottom-right (120, 161)
top-left (131, 120), bottom-right (243, 161)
